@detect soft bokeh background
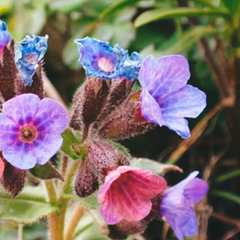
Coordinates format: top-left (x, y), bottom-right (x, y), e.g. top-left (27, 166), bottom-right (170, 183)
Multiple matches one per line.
top-left (1, 0), bottom-right (240, 239)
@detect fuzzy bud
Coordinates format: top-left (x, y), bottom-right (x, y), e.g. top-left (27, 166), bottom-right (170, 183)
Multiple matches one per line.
top-left (1, 160), bottom-right (26, 198)
top-left (70, 77), bottom-right (110, 138)
top-left (88, 141), bottom-right (129, 180)
top-left (98, 91), bottom-right (154, 140)
top-left (75, 157), bottom-right (99, 198)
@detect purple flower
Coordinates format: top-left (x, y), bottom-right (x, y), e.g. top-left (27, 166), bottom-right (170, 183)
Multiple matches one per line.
top-left (0, 20), bottom-right (11, 50)
top-left (15, 35), bottom-right (48, 85)
top-left (75, 37), bottom-right (142, 80)
top-left (160, 171), bottom-right (208, 240)
top-left (98, 166), bottom-right (167, 224)
top-left (139, 55), bottom-right (206, 138)
top-left (0, 94), bottom-right (68, 170)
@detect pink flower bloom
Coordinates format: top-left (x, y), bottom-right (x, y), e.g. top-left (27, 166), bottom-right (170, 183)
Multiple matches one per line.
top-left (0, 94), bottom-right (68, 170)
top-left (98, 166), bottom-right (167, 224)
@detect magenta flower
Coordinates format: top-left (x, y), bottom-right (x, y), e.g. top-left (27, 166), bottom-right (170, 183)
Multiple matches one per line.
top-left (98, 166), bottom-right (167, 224)
top-left (0, 94), bottom-right (68, 170)
top-left (139, 55), bottom-right (206, 138)
top-left (160, 171), bottom-right (208, 240)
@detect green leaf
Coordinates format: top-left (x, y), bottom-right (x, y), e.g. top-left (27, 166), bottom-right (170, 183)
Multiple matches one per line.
top-left (99, 0), bottom-right (141, 19)
top-left (61, 128), bottom-right (82, 160)
top-left (134, 7), bottom-right (230, 28)
top-left (29, 162), bottom-right (64, 181)
top-left (212, 190), bottom-right (240, 204)
top-left (215, 169), bottom-right (240, 183)
top-left (63, 192), bottom-right (99, 209)
top-left (0, 186), bottom-right (57, 224)
top-left (130, 158), bottom-right (182, 175)
top-left (140, 26), bottom-right (220, 58)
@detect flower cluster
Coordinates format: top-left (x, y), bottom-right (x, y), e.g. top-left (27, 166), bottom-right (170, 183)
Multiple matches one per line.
top-left (71, 36), bottom-right (208, 240)
top-left (0, 18), bottom-right (209, 240)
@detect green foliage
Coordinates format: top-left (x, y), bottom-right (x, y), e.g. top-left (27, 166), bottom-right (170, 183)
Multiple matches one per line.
top-left (0, 186), bottom-right (57, 224)
top-left (130, 158), bottom-right (182, 175)
top-left (215, 169), bottom-right (240, 183)
top-left (61, 128), bottom-right (82, 160)
top-left (134, 7), bottom-right (230, 28)
top-left (29, 163), bottom-right (64, 181)
top-left (212, 190), bottom-right (240, 205)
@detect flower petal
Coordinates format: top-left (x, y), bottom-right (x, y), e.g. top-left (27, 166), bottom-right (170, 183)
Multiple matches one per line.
top-left (163, 117), bottom-right (190, 138)
top-left (34, 98), bottom-right (68, 133)
top-left (0, 20), bottom-right (11, 49)
top-left (2, 142), bottom-right (37, 170)
top-left (138, 55), bottom-right (159, 89)
top-left (140, 90), bottom-right (164, 126)
top-left (2, 94), bottom-right (40, 124)
top-left (184, 177), bottom-right (208, 205)
top-left (148, 55), bottom-right (190, 99)
top-left (182, 210), bottom-right (198, 237)
top-left (160, 85), bottom-right (206, 118)
top-left (32, 133), bottom-right (63, 165)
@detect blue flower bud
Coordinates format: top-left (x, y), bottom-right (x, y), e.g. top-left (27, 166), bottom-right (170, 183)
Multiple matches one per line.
top-left (15, 35), bottom-right (48, 85)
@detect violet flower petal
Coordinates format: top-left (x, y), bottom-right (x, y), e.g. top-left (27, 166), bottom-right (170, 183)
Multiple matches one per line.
top-left (163, 117), bottom-right (190, 139)
top-left (3, 94), bottom-right (40, 124)
top-left (3, 142), bottom-right (36, 170)
top-left (184, 177), bottom-right (208, 205)
top-left (140, 90), bottom-right (164, 126)
top-left (148, 55), bottom-right (190, 99)
top-left (32, 132), bottom-right (63, 165)
top-left (160, 85), bottom-right (207, 118)
top-left (34, 98), bottom-right (68, 133)
top-left (138, 55), bottom-right (159, 89)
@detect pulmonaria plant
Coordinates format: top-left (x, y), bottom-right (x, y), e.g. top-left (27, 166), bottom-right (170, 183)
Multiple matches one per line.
top-left (0, 19), bottom-right (209, 240)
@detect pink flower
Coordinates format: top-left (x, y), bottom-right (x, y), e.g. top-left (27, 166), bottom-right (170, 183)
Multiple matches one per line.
top-left (98, 166), bottom-right (167, 224)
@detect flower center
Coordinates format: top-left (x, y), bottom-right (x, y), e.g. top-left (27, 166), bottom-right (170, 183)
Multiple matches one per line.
top-left (98, 57), bottom-right (114, 72)
top-left (19, 124), bottom-right (38, 143)
top-left (25, 53), bottom-right (38, 65)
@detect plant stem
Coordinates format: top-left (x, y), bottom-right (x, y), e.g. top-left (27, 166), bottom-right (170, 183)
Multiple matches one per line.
top-left (47, 159), bottom-right (82, 240)
top-left (18, 224), bottom-right (23, 240)
top-left (64, 204), bottom-right (85, 240)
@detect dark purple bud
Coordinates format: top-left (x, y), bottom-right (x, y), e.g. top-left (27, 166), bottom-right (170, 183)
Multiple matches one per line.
top-left (0, 40), bottom-right (18, 101)
top-left (70, 77), bottom-right (110, 138)
top-left (98, 91), bottom-right (154, 140)
top-left (1, 161), bottom-right (26, 198)
top-left (88, 141), bottom-right (129, 180)
top-left (75, 157), bottom-right (99, 197)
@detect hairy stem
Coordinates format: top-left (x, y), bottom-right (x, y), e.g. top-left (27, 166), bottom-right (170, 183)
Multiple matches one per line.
top-left (64, 204), bottom-right (85, 240)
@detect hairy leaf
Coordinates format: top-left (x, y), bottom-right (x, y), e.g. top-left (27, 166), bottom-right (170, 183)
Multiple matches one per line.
top-left (0, 186), bottom-right (58, 224)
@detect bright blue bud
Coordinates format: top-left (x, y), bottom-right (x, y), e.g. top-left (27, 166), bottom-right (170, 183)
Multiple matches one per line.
top-left (15, 35), bottom-right (48, 85)
top-left (75, 37), bottom-right (142, 80)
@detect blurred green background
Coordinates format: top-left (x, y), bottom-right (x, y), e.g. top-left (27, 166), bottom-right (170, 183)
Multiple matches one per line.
top-left (1, 0), bottom-right (240, 239)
